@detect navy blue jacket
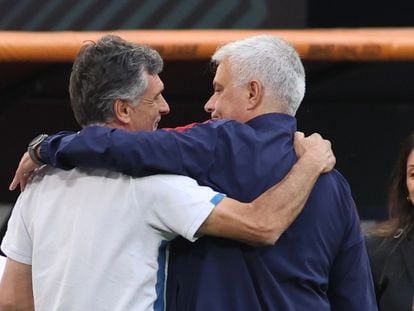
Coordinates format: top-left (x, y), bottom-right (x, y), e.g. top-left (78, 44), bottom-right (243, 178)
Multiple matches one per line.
top-left (41, 113), bottom-right (377, 310)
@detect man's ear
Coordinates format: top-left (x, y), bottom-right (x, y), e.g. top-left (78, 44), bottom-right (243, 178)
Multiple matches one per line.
top-left (113, 99), bottom-right (131, 124)
top-left (247, 80), bottom-right (263, 110)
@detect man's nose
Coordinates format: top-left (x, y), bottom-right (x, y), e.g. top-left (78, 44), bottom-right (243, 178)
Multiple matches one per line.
top-left (204, 98), bottom-right (215, 113)
top-left (158, 95), bottom-right (170, 115)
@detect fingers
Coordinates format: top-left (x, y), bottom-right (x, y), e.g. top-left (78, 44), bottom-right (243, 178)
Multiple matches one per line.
top-left (9, 171), bottom-right (31, 192)
top-left (295, 131), bottom-right (336, 173)
top-left (321, 150), bottom-right (336, 173)
top-left (9, 175), bottom-right (18, 191)
top-left (9, 152), bottom-right (39, 192)
top-left (308, 132), bottom-right (322, 140)
top-left (294, 131), bottom-right (305, 140)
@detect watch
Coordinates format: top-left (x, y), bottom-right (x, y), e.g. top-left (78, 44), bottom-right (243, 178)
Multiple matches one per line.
top-left (28, 134), bottom-right (48, 166)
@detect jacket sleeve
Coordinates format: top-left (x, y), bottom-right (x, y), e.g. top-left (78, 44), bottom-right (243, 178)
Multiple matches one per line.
top-left (326, 175), bottom-right (378, 311)
top-left (39, 122), bottom-right (227, 178)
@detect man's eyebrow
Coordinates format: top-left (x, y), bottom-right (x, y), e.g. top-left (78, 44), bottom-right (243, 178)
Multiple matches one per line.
top-left (154, 92), bottom-right (162, 99)
top-left (213, 81), bottom-right (222, 89)
top-left (156, 86), bottom-right (164, 96)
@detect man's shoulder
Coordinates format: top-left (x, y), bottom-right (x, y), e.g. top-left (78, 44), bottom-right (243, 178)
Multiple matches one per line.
top-left (308, 170), bottom-right (356, 223)
top-left (28, 167), bottom-right (131, 192)
top-left (314, 169), bottom-right (352, 195)
top-left (134, 174), bottom-right (220, 203)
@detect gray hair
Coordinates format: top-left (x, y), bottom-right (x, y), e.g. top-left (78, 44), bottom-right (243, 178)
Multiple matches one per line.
top-left (211, 35), bottom-right (305, 116)
top-left (69, 35), bottom-right (163, 126)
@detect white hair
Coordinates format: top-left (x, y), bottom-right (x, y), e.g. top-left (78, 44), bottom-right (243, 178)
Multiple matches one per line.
top-left (211, 35), bottom-right (305, 116)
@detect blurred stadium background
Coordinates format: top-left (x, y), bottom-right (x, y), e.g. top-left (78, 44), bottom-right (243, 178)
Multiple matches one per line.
top-left (1, 0), bottom-right (413, 232)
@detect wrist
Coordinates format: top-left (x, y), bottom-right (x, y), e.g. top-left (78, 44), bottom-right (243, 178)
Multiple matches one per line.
top-left (28, 134), bottom-right (48, 166)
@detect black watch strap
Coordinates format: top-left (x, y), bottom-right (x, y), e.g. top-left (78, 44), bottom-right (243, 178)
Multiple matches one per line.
top-left (27, 134), bottom-right (48, 166)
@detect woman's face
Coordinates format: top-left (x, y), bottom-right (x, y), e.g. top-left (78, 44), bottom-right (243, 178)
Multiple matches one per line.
top-left (406, 149), bottom-right (414, 204)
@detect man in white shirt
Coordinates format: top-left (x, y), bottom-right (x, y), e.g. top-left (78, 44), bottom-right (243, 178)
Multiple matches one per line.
top-left (0, 35), bottom-right (334, 310)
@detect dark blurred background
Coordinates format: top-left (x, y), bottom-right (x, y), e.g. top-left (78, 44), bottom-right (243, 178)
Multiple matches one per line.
top-left (1, 0), bottom-right (413, 223)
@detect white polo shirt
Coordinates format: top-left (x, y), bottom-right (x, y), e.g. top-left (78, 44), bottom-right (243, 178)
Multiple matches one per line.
top-left (1, 167), bottom-right (223, 311)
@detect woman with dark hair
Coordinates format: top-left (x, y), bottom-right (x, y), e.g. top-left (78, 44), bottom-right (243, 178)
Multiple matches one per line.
top-left (366, 133), bottom-right (414, 311)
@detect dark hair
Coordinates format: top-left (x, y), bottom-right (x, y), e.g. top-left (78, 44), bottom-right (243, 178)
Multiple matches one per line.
top-left (69, 35), bottom-right (163, 127)
top-left (369, 133), bottom-right (414, 238)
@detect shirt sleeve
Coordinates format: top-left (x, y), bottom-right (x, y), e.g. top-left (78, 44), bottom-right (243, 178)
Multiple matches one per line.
top-left (136, 175), bottom-right (225, 241)
top-left (40, 121), bottom-right (230, 177)
top-left (1, 193), bottom-right (33, 265)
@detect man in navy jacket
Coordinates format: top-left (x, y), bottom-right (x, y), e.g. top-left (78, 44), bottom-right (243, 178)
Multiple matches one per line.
top-left (11, 35), bottom-right (376, 310)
